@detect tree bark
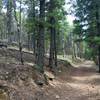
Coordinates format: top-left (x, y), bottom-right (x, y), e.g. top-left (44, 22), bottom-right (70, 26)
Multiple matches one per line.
top-left (7, 0), bottom-right (12, 43)
top-left (54, 26), bottom-right (57, 67)
top-left (98, 46), bottom-right (100, 73)
top-left (49, 17), bottom-right (57, 71)
top-left (96, 4), bottom-right (100, 72)
top-left (32, 0), bottom-right (36, 54)
top-left (36, 0), bottom-right (45, 73)
top-left (49, 0), bottom-right (57, 71)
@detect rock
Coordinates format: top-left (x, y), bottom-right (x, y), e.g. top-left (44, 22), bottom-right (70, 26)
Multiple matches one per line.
top-left (34, 71), bottom-right (45, 86)
top-left (44, 71), bottom-right (55, 81)
top-left (35, 80), bottom-right (44, 87)
top-left (55, 95), bottom-right (60, 99)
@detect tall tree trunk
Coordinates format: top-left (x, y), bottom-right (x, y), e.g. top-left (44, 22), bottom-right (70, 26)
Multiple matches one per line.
top-left (19, 0), bottom-right (24, 65)
top-left (54, 26), bottom-right (57, 67)
top-left (96, 4), bottom-right (100, 72)
top-left (36, 0), bottom-right (45, 73)
top-left (14, 0), bottom-right (24, 65)
top-left (49, 0), bottom-right (57, 71)
top-left (35, 0), bottom-right (49, 85)
top-left (32, 33), bottom-right (36, 54)
top-left (32, 0), bottom-right (36, 55)
top-left (7, 0), bottom-right (12, 43)
top-left (98, 46), bottom-right (100, 73)
top-left (27, 33), bottom-right (30, 50)
top-left (27, 0), bottom-right (36, 57)
top-left (49, 17), bottom-right (55, 69)
top-left (27, 33), bottom-right (31, 51)
top-left (49, 17), bottom-right (57, 71)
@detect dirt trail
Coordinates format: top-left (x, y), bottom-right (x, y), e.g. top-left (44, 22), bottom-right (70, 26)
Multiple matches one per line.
top-left (48, 61), bottom-right (100, 100)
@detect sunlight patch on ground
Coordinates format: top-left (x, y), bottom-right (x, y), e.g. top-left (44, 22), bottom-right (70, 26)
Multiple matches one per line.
top-left (25, 62), bottom-right (35, 66)
top-left (83, 64), bottom-right (95, 68)
top-left (8, 46), bottom-right (33, 54)
top-left (0, 56), bottom-right (19, 64)
top-left (57, 55), bottom-right (83, 67)
top-left (49, 79), bottom-right (72, 91)
top-left (67, 82), bottom-right (100, 95)
top-left (72, 76), bottom-right (89, 81)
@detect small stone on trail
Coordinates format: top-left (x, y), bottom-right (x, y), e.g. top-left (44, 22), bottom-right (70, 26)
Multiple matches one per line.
top-left (58, 70), bottom-right (61, 73)
top-left (35, 80), bottom-right (44, 87)
top-left (92, 86), bottom-right (94, 88)
top-left (44, 71), bottom-right (55, 81)
top-left (55, 95), bottom-right (60, 99)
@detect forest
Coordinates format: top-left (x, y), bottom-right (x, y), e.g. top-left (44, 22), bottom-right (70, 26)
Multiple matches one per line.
top-left (0, 0), bottom-right (100, 100)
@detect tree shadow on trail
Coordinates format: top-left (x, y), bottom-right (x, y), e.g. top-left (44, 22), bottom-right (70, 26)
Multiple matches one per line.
top-left (88, 78), bottom-right (100, 86)
top-left (70, 66), bottom-right (97, 77)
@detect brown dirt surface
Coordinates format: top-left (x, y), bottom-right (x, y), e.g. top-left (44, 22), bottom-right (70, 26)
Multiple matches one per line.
top-left (0, 48), bottom-right (100, 100)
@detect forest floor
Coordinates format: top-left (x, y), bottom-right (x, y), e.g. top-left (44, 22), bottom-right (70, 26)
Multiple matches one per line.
top-left (0, 48), bottom-right (100, 100)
